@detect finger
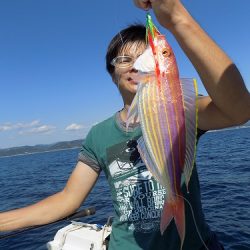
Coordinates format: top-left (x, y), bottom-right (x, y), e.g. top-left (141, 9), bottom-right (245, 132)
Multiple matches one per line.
top-left (133, 0), bottom-right (152, 10)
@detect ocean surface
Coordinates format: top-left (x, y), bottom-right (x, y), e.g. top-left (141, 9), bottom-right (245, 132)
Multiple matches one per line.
top-left (0, 127), bottom-right (249, 250)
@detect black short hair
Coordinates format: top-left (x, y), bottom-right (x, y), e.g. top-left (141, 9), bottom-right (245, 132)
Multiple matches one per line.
top-left (106, 24), bottom-right (146, 76)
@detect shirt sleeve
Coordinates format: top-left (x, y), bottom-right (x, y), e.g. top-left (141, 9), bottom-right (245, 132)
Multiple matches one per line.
top-left (78, 127), bottom-right (102, 173)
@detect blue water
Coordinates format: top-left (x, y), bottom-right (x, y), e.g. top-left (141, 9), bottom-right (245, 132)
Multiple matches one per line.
top-left (0, 127), bottom-right (249, 250)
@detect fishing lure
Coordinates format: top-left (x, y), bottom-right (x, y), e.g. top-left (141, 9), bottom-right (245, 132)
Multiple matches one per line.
top-left (127, 14), bottom-right (198, 248)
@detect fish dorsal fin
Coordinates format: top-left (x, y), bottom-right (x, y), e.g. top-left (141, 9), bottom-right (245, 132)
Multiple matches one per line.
top-left (180, 78), bottom-right (198, 190)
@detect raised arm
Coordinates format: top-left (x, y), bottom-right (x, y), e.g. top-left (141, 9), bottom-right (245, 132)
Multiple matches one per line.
top-left (0, 161), bottom-right (99, 231)
top-left (134, 0), bottom-right (250, 130)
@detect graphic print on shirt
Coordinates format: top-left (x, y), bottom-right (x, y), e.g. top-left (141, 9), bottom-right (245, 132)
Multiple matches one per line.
top-left (107, 139), bottom-right (166, 233)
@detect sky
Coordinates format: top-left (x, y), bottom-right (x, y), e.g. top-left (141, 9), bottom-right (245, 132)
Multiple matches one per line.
top-left (0, 0), bottom-right (249, 149)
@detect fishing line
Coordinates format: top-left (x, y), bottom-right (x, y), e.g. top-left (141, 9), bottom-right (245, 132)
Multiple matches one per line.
top-left (175, 193), bottom-right (209, 250)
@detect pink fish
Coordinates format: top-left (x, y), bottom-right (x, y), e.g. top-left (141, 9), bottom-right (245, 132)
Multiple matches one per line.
top-left (127, 14), bottom-right (198, 248)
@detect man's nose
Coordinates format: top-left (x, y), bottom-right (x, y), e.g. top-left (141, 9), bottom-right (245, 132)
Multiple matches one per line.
top-left (129, 67), bottom-right (138, 73)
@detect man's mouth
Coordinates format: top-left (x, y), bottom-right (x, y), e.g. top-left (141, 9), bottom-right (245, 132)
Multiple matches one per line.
top-left (128, 77), bottom-right (137, 84)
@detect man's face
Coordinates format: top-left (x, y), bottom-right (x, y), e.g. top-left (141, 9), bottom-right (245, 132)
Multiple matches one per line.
top-left (112, 42), bottom-right (147, 97)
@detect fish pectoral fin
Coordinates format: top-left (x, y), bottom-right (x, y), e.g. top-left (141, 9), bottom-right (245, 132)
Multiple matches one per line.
top-left (126, 91), bottom-right (139, 130)
top-left (160, 196), bottom-right (185, 249)
top-left (137, 137), bottom-right (163, 185)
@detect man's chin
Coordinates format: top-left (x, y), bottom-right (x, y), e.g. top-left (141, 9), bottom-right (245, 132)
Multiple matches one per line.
top-left (131, 85), bottom-right (138, 93)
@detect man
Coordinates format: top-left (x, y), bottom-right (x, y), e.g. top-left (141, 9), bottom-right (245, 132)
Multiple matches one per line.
top-left (1, 0), bottom-right (249, 249)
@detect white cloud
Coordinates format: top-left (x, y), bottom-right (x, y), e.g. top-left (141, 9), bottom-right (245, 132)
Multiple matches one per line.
top-left (65, 123), bottom-right (84, 131)
top-left (0, 124), bottom-right (12, 131)
top-left (16, 120), bottom-right (40, 128)
top-left (0, 120), bottom-right (56, 135)
top-left (0, 120), bottom-right (41, 132)
top-left (19, 125), bottom-right (56, 135)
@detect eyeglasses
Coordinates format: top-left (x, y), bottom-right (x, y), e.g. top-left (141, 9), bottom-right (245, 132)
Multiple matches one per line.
top-left (110, 55), bottom-right (135, 69)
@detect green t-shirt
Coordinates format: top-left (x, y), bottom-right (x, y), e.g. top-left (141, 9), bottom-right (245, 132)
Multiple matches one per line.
top-left (78, 112), bottom-right (212, 250)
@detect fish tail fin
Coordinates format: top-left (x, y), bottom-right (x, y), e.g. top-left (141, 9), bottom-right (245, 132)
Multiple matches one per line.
top-left (160, 196), bottom-right (185, 249)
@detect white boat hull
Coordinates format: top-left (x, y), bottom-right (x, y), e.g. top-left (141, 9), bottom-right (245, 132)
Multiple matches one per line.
top-left (47, 221), bottom-right (111, 250)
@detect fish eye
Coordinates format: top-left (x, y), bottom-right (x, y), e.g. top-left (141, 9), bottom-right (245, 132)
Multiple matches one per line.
top-left (162, 49), bottom-right (171, 57)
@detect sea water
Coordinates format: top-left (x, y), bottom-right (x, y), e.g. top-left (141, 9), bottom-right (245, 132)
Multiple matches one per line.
top-left (0, 127), bottom-right (249, 250)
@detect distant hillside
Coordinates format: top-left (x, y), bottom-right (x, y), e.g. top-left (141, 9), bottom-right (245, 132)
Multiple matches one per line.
top-left (0, 139), bottom-right (83, 157)
top-left (1, 121), bottom-right (249, 158)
